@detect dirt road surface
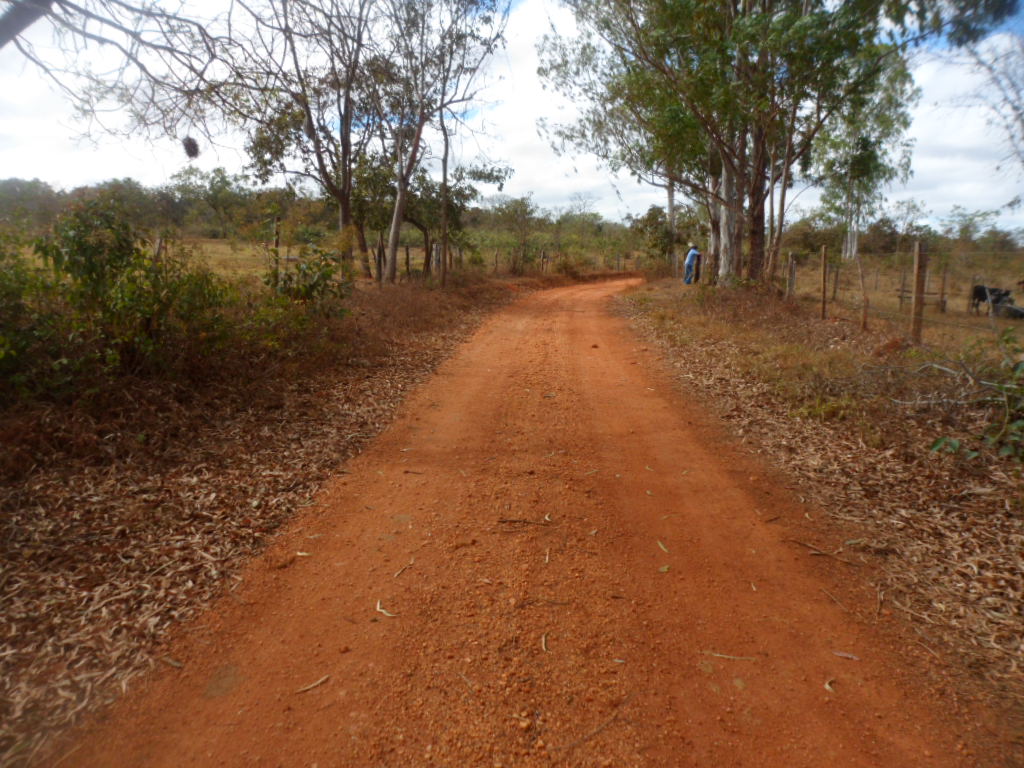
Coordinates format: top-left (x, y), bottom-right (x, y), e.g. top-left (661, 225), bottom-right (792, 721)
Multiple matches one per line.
top-left (64, 280), bottom-right (991, 767)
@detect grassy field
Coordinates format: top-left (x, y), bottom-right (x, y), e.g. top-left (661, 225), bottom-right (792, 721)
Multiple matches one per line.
top-left (788, 250), bottom-right (1024, 350)
top-left (188, 237), bottom-right (452, 281)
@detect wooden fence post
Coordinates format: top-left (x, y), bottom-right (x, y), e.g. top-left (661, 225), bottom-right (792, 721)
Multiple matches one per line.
top-left (786, 253), bottom-right (797, 299)
top-left (855, 254), bottom-right (869, 331)
top-left (820, 245), bottom-right (828, 320)
top-left (272, 216), bottom-right (281, 285)
top-left (910, 240), bottom-right (927, 344)
top-left (939, 261), bottom-right (948, 313)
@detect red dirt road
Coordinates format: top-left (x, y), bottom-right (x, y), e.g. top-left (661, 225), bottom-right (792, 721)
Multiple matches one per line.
top-left (66, 280), bottom-right (987, 767)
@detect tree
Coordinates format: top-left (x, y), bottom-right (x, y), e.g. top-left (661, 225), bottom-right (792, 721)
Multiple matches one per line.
top-left (4, 0), bottom-right (507, 288)
top-left (169, 167), bottom-right (249, 239)
top-left (942, 205), bottom-right (999, 251)
top-left (540, 0), bottom-right (1017, 286)
top-left (967, 31), bottom-right (1024, 174)
top-left (812, 54), bottom-right (916, 263)
top-left (495, 195), bottom-right (538, 274)
top-left (368, 0), bottom-right (509, 284)
top-left (0, 178), bottom-right (63, 235)
top-left (889, 198), bottom-right (930, 258)
top-left (542, 2), bottom-right (907, 282)
top-left (628, 205), bottom-right (672, 264)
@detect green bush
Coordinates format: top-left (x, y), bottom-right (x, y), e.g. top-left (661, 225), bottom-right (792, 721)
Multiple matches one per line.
top-left (932, 329), bottom-right (1024, 461)
top-left (36, 198), bottom-right (140, 309)
top-left (264, 245), bottom-right (351, 310)
top-left (33, 198), bottom-right (231, 375)
top-left (0, 200), bottom-right (364, 405)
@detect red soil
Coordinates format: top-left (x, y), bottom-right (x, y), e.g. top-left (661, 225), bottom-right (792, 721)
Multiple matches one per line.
top-left (64, 280), bottom-right (992, 767)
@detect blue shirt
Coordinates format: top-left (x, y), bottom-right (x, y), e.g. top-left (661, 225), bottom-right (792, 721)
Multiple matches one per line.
top-left (685, 248), bottom-right (700, 266)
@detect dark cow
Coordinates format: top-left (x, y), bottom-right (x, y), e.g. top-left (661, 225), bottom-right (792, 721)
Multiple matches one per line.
top-left (970, 285), bottom-right (1012, 314)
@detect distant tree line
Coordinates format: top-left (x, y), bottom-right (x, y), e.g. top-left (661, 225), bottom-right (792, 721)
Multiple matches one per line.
top-left (0, 174), bottom-right (638, 276)
top-left (627, 198), bottom-right (1023, 270)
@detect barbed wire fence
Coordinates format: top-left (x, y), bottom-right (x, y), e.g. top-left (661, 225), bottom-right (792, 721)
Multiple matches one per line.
top-left (783, 245), bottom-right (1024, 344)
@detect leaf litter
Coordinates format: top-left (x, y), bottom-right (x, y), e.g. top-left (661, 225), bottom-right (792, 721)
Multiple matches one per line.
top-left (0, 280), bottom-right (525, 766)
top-left (623, 284), bottom-right (1024, 712)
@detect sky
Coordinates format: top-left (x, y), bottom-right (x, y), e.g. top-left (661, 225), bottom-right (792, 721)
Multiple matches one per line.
top-left (0, 0), bottom-right (1022, 232)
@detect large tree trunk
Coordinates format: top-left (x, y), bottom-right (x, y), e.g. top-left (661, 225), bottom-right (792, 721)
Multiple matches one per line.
top-left (384, 171), bottom-right (407, 284)
top-left (338, 195), bottom-right (354, 266)
top-left (0, 0), bottom-right (54, 49)
top-left (707, 184), bottom-right (721, 285)
top-left (767, 101), bottom-right (800, 284)
top-left (420, 225), bottom-right (432, 278)
top-left (356, 224), bottom-right (373, 279)
top-left (718, 161), bottom-right (738, 282)
top-left (746, 124), bottom-right (768, 282)
top-left (733, 129), bottom-right (748, 277)
top-left (667, 183), bottom-right (678, 276)
top-left (440, 112), bottom-right (450, 287)
top-left (747, 194), bottom-right (766, 282)
top-left (384, 119), bottom-right (427, 283)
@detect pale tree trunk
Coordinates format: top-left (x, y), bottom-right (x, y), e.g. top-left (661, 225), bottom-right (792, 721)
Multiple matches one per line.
top-left (440, 111), bottom-right (450, 287)
top-left (767, 102), bottom-right (799, 284)
top-left (384, 119), bottom-right (427, 283)
top-left (707, 175), bottom-right (721, 283)
top-left (851, 211), bottom-right (868, 330)
top-left (718, 162), bottom-right (738, 282)
top-left (667, 183), bottom-right (678, 276)
top-left (384, 172), bottom-right (407, 284)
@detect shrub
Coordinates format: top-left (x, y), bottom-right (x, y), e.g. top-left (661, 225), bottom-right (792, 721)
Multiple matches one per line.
top-left (264, 244), bottom-right (351, 311)
top-left (931, 329), bottom-right (1024, 461)
top-left (33, 199), bottom-right (232, 376)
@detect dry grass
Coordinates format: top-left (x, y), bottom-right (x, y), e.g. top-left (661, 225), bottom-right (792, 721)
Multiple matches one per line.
top-left (187, 238), bottom-right (442, 280)
top-left (789, 253), bottom-right (1024, 351)
top-left (621, 279), bottom-right (1023, 731)
top-left (0, 275), bottom-right (534, 766)
top-left (186, 238), bottom-right (266, 279)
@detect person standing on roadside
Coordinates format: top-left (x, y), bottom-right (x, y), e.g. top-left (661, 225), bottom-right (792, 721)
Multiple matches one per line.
top-left (684, 242), bottom-right (701, 285)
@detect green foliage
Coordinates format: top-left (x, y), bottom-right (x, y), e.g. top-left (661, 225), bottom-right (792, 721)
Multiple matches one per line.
top-left (494, 195), bottom-right (540, 275)
top-left (931, 329), bottom-right (1024, 461)
top-left (264, 245), bottom-right (351, 309)
top-left (629, 205), bottom-right (673, 262)
top-left (36, 197), bottom-right (141, 307)
top-left (0, 199), bottom-right (237, 400)
top-left (980, 330), bottom-right (1024, 460)
top-left (0, 230), bottom-right (60, 393)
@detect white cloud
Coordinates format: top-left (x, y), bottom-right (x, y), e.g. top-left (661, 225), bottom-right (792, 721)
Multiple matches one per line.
top-left (888, 50), bottom-right (1024, 229)
top-left (454, 0), bottom-right (666, 220)
top-left (0, 5), bottom-right (1021, 231)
